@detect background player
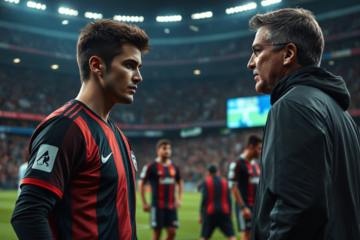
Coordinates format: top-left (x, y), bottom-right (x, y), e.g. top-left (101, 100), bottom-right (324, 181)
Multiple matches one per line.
top-left (11, 20), bottom-right (150, 240)
top-left (199, 165), bottom-right (236, 240)
top-left (228, 135), bottom-right (262, 240)
top-left (139, 139), bottom-right (183, 240)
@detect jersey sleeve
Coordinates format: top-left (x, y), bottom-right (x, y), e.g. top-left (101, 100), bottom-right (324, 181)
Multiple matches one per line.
top-left (139, 163), bottom-right (152, 183)
top-left (228, 161), bottom-right (239, 185)
top-left (21, 116), bottom-right (87, 200)
top-left (175, 164), bottom-right (182, 182)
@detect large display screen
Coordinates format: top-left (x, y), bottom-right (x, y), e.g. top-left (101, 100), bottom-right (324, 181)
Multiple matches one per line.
top-left (227, 95), bottom-right (271, 128)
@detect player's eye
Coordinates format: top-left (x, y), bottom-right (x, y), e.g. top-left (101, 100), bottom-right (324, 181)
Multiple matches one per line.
top-left (126, 63), bottom-right (133, 69)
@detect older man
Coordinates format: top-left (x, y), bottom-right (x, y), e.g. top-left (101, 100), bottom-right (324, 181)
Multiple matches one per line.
top-left (247, 8), bottom-right (360, 240)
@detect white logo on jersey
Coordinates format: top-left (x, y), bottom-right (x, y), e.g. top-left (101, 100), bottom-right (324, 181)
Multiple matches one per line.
top-left (101, 152), bottom-right (113, 164)
top-left (32, 144), bottom-right (58, 173)
top-left (250, 177), bottom-right (259, 184)
top-left (159, 177), bottom-right (175, 184)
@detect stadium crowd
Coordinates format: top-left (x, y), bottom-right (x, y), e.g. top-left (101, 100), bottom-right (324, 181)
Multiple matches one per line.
top-left (0, 12), bottom-right (359, 61)
top-left (0, 127), bottom-right (262, 189)
top-left (0, 56), bottom-right (360, 125)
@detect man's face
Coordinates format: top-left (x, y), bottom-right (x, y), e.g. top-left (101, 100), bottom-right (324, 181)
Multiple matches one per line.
top-left (247, 26), bottom-right (286, 94)
top-left (253, 142), bottom-right (262, 159)
top-left (157, 144), bottom-right (172, 159)
top-left (102, 42), bottom-right (142, 104)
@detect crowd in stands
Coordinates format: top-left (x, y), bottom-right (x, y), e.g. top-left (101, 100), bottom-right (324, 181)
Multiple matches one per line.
top-left (0, 13), bottom-right (359, 61)
top-left (0, 56), bottom-right (360, 125)
top-left (0, 127), bottom-right (262, 189)
top-left (0, 133), bottom-right (27, 189)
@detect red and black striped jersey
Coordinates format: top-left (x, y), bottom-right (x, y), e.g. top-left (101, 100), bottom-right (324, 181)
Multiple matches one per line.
top-left (200, 176), bottom-right (232, 216)
top-left (139, 160), bottom-right (181, 209)
top-left (21, 100), bottom-right (138, 240)
top-left (228, 154), bottom-right (260, 207)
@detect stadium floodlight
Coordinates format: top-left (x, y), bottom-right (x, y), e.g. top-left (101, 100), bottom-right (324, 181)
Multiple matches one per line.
top-left (113, 15), bottom-right (144, 22)
top-left (156, 15), bottom-right (182, 22)
top-left (194, 70), bottom-right (201, 75)
top-left (58, 7), bottom-right (78, 16)
top-left (191, 11), bottom-right (213, 20)
top-left (261, 0), bottom-right (281, 6)
top-left (62, 20), bottom-right (69, 25)
top-left (13, 58), bottom-right (21, 63)
top-left (225, 2), bottom-right (257, 14)
top-left (164, 28), bottom-right (170, 34)
top-left (189, 25), bottom-right (199, 32)
top-left (27, 1), bottom-right (46, 10)
top-left (85, 12), bottom-right (103, 20)
top-left (4, 0), bottom-right (19, 4)
top-left (51, 64), bottom-right (59, 70)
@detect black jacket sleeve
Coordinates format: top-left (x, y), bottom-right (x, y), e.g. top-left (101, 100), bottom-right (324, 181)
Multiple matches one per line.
top-left (11, 184), bottom-right (58, 240)
top-left (265, 100), bottom-right (330, 239)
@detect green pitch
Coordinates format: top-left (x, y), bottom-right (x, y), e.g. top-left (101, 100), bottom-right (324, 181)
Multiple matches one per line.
top-left (0, 190), bottom-right (240, 240)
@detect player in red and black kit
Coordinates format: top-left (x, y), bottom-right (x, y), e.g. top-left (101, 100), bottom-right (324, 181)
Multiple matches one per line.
top-left (139, 139), bottom-right (183, 240)
top-left (11, 20), bottom-right (150, 240)
top-left (228, 135), bottom-right (262, 240)
top-left (199, 165), bottom-right (236, 240)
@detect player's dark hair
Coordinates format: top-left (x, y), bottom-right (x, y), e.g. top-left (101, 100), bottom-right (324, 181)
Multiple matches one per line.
top-left (246, 134), bottom-right (262, 148)
top-left (77, 19), bottom-right (150, 82)
top-left (249, 8), bottom-right (324, 67)
top-left (207, 165), bottom-right (218, 174)
top-left (156, 139), bottom-right (171, 150)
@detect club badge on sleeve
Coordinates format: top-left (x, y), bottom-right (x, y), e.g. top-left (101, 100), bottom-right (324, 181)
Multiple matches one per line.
top-left (131, 151), bottom-right (138, 172)
top-left (32, 144), bottom-right (58, 173)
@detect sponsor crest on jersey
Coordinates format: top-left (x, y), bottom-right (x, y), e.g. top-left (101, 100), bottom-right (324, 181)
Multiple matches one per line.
top-left (131, 151), bottom-right (138, 172)
top-left (32, 144), bottom-right (58, 173)
top-left (169, 168), bottom-right (176, 177)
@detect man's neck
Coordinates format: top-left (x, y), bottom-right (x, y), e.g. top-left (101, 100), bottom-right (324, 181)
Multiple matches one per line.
top-left (158, 157), bottom-right (168, 164)
top-left (76, 79), bottom-right (114, 122)
top-left (242, 150), bottom-right (253, 162)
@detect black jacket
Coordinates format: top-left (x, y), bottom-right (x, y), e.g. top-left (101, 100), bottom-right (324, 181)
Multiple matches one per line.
top-left (251, 66), bottom-right (360, 240)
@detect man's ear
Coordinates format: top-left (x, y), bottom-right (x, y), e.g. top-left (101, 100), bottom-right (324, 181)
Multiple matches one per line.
top-left (89, 56), bottom-right (105, 77)
top-left (283, 43), bottom-right (297, 66)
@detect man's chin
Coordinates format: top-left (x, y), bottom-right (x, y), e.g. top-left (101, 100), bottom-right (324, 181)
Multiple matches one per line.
top-left (117, 95), bottom-right (134, 104)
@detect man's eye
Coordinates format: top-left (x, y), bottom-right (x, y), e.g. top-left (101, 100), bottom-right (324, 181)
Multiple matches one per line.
top-left (126, 63), bottom-right (133, 69)
top-left (254, 49), bottom-right (261, 54)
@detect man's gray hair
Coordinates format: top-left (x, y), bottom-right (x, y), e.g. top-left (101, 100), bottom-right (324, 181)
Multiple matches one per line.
top-left (249, 8), bottom-right (324, 67)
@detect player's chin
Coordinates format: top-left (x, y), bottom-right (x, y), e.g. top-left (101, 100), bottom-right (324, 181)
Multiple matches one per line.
top-left (117, 94), bottom-right (134, 104)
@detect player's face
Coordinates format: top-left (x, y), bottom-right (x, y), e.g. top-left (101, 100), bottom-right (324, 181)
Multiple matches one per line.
top-left (247, 26), bottom-right (285, 94)
top-left (157, 144), bottom-right (172, 159)
top-left (102, 42), bottom-right (142, 104)
top-left (254, 142), bottom-right (262, 159)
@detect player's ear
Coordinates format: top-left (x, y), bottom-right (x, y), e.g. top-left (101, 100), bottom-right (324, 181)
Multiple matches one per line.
top-left (89, 56), bottom-right (104, 77)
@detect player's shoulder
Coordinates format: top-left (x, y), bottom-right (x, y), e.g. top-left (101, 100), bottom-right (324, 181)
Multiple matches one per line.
top-left (30, 101), bottom-right (86, 146)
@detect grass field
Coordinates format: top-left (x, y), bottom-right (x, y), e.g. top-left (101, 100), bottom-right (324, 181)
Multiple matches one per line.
top-left (0, 190), bottom-right (240, 240)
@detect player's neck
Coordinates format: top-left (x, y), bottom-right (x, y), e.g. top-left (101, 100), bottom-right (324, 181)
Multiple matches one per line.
top-left (242, 150), bottom-right (253, 162)
top-left (158, 157), bottom-right (168, 164)
top-left (76, 80), bottom-right (114, 122)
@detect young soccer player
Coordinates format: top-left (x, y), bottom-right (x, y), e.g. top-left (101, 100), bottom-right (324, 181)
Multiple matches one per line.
top-left (199, 165), bottom-right (236, 240)
top-left (228, 135), bottom-right (262, 240)
top-left (11, 20), bottom-right (150, 240)
top-left (139, 139), bottom-right (183, 240)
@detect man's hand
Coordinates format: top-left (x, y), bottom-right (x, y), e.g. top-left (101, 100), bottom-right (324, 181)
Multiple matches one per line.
top-left (143, 203), bottom-right (150, 212)
top-left (241, 207), bottom-right (252, 219)
top-left (198, 216), bottom-right (203, 224)
top-left (175, 199), bottom-right (182, 209)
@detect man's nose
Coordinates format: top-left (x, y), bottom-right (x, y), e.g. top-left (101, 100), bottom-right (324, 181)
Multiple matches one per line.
top-left (247, 53), bottom-right (256, 70)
